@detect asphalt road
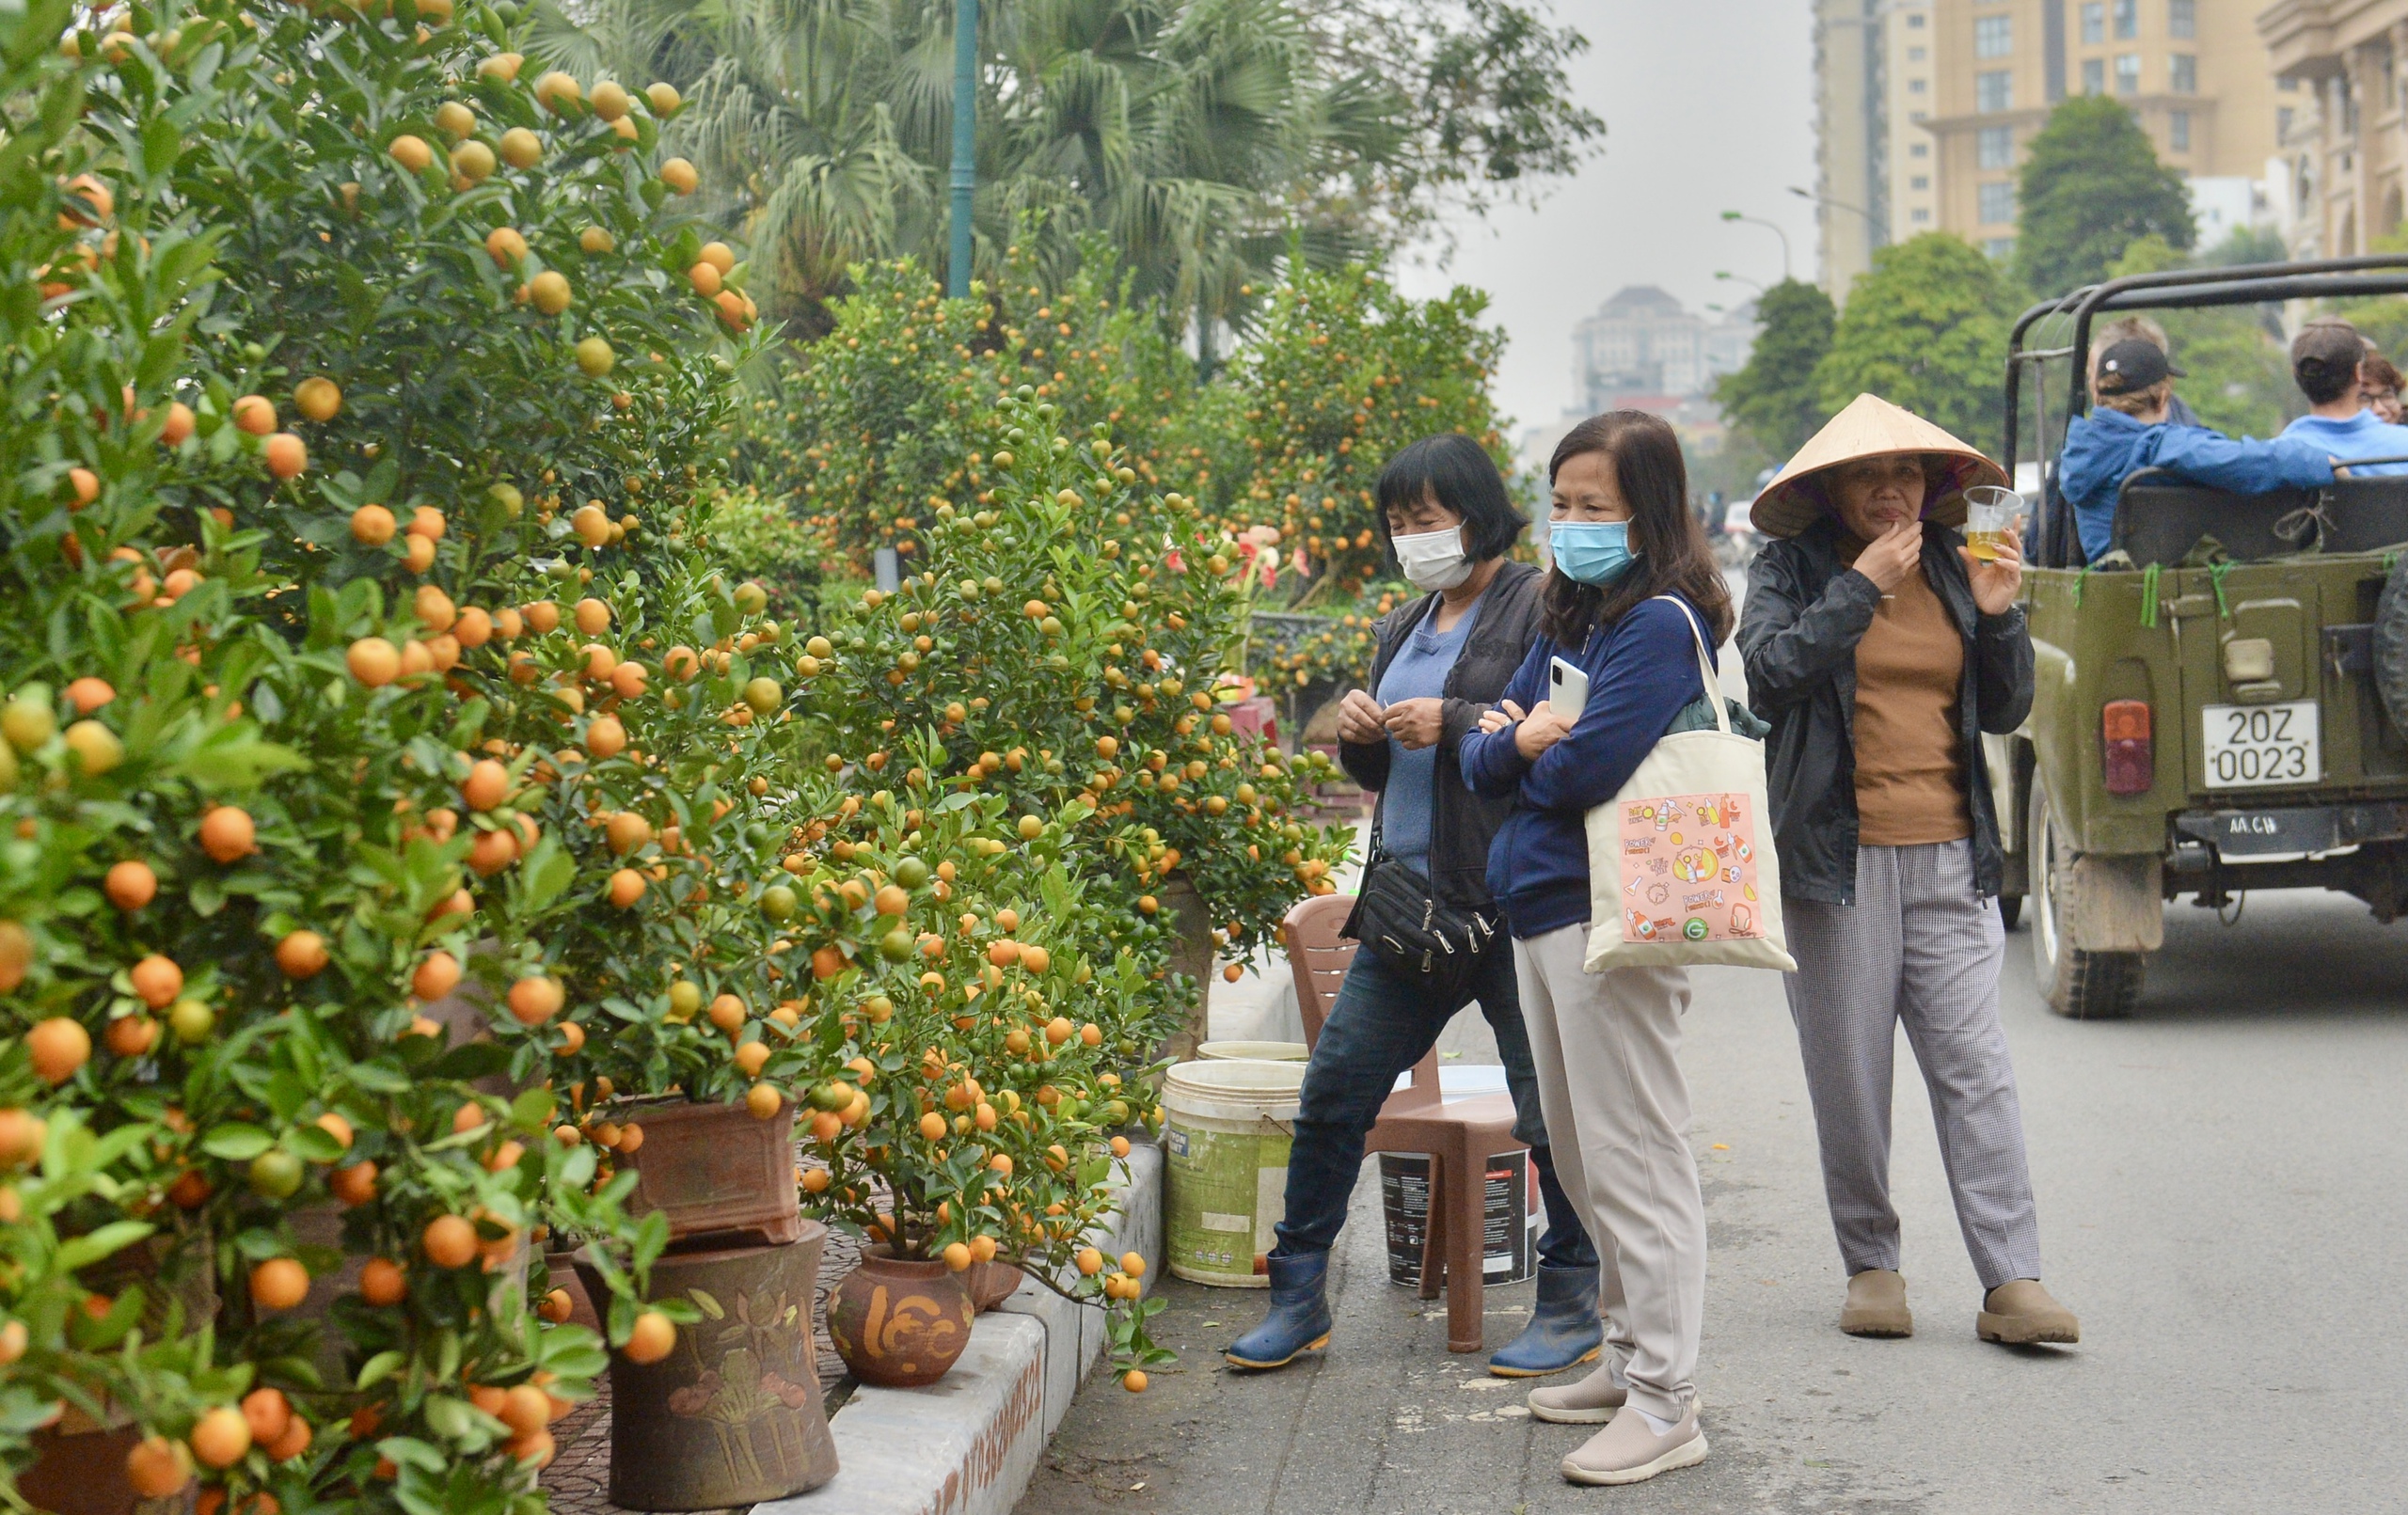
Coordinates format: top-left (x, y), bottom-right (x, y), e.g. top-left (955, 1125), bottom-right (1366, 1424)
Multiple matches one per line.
top-left (1017, 886), bottom-right (2408, 1514)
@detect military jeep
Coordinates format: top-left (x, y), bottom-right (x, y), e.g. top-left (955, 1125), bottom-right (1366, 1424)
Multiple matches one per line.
top-left (1998, 257), bottom-right (2408, 1018)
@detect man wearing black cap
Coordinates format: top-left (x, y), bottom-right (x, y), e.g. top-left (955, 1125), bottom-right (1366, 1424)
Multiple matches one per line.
top-left (2276, 319), bottom-right (2408, 479)
top-left (2058, 337), bottom-right (2335, 563)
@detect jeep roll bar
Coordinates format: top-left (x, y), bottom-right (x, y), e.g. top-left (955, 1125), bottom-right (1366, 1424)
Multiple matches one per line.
top-left (2004, 254), bottom-right (2408, 567)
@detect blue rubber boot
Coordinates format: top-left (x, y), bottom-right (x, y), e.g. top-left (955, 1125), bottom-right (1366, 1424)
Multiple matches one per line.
top-left (1487, 1261), bottom-right (1604, 1378)
top-left (1225, 1251), bottom-right (1333, 1369)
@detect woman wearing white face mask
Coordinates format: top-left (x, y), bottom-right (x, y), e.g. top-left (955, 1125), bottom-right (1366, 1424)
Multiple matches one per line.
top-left (1228, 434), bottom-right (1604, 1380)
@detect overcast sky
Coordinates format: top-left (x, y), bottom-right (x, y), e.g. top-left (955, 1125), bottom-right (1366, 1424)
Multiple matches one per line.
top-left (1391, 0), bottom-right (1819, 441)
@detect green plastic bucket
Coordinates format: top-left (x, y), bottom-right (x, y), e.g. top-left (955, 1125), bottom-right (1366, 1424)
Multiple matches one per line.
top-left (1196, 1040), bottom-right (1308, 1063)
top-left (1162, 1059), bottom-right (1307, 1287)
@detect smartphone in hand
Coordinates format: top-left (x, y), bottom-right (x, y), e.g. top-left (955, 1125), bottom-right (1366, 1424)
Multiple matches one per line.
top-left (1548, 656), bottom-right (1589, 724)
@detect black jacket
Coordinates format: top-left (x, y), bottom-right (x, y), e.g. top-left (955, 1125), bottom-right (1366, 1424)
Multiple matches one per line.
top-left (1339, 560), bottom-right (1545, 913)
top-left (1737, 518), bottom-right (2034, 905)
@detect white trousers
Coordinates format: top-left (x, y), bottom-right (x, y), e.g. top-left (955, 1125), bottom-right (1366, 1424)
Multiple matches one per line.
top-left (1512, 923), bottom-right (1704, 1421)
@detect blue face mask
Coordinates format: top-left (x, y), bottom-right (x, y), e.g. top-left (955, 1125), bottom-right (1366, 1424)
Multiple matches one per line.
top-left (1549, 520), bottom-right (1640, 586)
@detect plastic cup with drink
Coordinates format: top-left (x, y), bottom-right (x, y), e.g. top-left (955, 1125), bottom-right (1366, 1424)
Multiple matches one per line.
top-left (1961, 485), bottom-right (2022, 562)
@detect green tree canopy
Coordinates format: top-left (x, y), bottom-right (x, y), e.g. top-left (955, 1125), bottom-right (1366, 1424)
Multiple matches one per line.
top-left (1713, 278), bottom-right (1835, 461)
top-left (2014, 95), bottom-right (2194, 297)
top-left (1814, 233), bottom-right (2019, 450)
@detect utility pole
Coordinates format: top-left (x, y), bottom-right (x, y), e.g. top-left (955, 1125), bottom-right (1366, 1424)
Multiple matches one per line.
top-left (946, 0), bottom-right (977, 299)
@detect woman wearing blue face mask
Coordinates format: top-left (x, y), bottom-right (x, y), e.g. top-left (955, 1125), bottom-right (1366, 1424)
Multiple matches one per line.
top-left (1459, 411), bottom-right (1735, 1488)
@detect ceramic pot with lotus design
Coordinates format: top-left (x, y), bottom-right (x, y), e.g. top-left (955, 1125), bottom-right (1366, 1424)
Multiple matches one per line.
top-left (574, 1223), bottom-right (837, 1511)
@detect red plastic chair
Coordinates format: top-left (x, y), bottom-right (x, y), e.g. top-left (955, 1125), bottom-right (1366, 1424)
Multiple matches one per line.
top-left (1282, 893), bottom-right (1525, 1353)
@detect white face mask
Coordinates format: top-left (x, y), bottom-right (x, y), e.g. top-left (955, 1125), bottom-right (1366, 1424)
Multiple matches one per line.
top-left (1392, 526), bottom-right (1473, 592)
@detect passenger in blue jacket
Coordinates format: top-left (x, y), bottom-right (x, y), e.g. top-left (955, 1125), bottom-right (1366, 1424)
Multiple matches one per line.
top-left (1457, 410), bottom-right (1734, 1489)
top-left (2058, 338), bottom-right (2334, 562)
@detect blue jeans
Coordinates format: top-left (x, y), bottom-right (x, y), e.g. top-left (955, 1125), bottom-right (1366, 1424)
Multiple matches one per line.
top-left (1272, 944), bottom-right (1598, 1270)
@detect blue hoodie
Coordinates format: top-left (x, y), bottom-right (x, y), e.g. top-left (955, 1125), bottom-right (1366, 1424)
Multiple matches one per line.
top-left (1459, 593), bottom-right (1705, 939)
top-left (2059, 407), bottom-right (2335, 563)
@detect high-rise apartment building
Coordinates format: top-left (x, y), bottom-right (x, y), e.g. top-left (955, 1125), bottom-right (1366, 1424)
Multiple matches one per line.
top-left (1811, 0), bottom-right (2282, 292)
top-left (2259, 2), bottom-right (2408, 258)
top-left (1813, 0), bottom-right (1940, 301)
top-left (1921, 0), bottom-right (2285, 264)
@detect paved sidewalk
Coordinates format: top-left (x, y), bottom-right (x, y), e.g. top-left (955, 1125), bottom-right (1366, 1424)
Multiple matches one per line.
top-left (1019, 888), bottom-right (2408, 1514)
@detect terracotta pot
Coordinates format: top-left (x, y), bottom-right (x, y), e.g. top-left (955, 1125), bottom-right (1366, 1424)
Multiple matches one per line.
top-left (965, 1258), bottom-right (1025, 1312)
top-left (573, 1224), bottom-right (837, 1512)
top-left (620, 1097), bottom-right (802, 1247)
top-left (23, 1222), bottom-right (210, 1513)
top-left (23, 1421), bottom-right (196, 1515)
top-left (825, 1250), bottom-right (976, 1387)
top-left (1157, 873), bottom-right (1216, 1064)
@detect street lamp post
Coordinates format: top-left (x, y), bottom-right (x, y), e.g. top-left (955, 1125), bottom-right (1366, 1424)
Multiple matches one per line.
top-left (1714, 270), bottom-right (1766, 294)
top-left (1788, 184), bottom-right (1878, 229)
top-left (946, 0), bottom-right (977, 299)
top-left (1718, 210), bottom-right (1791, 282)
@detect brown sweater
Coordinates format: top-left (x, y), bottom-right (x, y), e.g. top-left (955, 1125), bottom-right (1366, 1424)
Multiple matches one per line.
top-left (1846, 551), bottom-right (1972, 845)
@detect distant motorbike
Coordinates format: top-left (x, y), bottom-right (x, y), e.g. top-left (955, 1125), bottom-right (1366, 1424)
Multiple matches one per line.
top-left (1714, 513), bottom-right (1759, 569)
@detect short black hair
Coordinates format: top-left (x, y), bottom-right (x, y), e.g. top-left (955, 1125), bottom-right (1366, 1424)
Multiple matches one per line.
top-left (2293, 320), bottom-right (2365, 404)
top-left (1372, 434), bottom-right (1528, 564)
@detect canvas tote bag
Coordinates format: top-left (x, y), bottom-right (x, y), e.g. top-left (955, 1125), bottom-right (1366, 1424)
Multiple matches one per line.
top-left (1582, 597), bottom-right (1797, 973)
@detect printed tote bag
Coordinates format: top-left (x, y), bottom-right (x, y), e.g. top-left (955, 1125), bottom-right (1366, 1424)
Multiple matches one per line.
top-left (1582, 597), bottom-right (1796, 973)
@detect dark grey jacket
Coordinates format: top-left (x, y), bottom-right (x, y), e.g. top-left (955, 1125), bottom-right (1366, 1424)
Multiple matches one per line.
top-left (1737, 518), bottom-right (2034, 905)
top-left (1339, 560), bottom-right (1545, 913)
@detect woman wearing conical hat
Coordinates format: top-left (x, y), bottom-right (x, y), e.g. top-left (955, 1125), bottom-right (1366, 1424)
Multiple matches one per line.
top-left (1737, 394), bottom-right (2079, 1347)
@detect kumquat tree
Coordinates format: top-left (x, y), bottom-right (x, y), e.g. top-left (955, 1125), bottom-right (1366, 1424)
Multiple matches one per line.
top-left (0, 0), bottom-right (1540, 1495)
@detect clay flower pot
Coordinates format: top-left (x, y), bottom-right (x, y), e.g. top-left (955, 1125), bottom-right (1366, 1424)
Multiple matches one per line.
top-left (620, 1096), bottom-right (802, 1247)
top-left (826, 1250), bottom-right (976, 1387)
top-left (574, 1224), bottom-right (838, 1511)
top-left (965, 1258), bottom-right (1025, 1313)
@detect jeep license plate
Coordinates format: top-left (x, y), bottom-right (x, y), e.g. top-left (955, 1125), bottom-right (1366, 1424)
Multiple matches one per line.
top-left (2200, 701), bottom-right (2320, 789)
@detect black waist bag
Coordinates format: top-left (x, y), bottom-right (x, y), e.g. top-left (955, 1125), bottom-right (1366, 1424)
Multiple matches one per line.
top-left (1340, 837), bottom-right (1500, 1003)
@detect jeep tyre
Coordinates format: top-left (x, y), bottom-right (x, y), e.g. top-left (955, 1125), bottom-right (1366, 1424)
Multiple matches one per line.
top-left (2029, 779), bottom-right (2144, 1019)
top-left (2375, 552), bottom-right (2408, 743)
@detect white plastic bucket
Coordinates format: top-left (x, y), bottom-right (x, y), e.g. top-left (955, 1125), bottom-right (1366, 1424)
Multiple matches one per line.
top-left (1196, 1040), bottom-right (1308, 1063)
top-left (1162, 1059), bottom-right (1307, 1287)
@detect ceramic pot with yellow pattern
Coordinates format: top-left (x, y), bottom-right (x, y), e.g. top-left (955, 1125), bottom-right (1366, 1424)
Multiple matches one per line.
top-left (826, 1250), bottom-right (975, 1387)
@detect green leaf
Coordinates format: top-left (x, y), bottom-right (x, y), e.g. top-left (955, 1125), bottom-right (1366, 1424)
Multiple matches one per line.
top-left (200, 1123), bottom-right (275, 1160)
top-left (287, 1124), bottom-right (347, 1164)
top-left (688, 1286), bottom-right (724, 1319)
top-left (510, 1086), bottom-right (556, 1129)
top-left (55, 1221), bottom-right (155, 1273)
top-left (356, 1349), bottom-right (406, 1392)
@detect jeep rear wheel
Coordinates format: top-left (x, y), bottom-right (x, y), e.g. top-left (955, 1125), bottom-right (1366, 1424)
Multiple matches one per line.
top-left (2030, 780), bottom-right (2144, 1019)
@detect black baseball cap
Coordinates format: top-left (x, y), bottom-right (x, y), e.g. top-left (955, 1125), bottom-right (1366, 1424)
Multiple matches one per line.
top-left (2095, 339), bottom-right (2183, 395)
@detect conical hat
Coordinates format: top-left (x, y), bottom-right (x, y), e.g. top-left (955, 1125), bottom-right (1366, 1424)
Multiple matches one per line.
top-left (1749, 393), bottom-right (2008, 538)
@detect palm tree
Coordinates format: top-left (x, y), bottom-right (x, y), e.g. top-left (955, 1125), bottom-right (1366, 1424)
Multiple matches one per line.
top-left (530, 0), bottom-right (1391, 339)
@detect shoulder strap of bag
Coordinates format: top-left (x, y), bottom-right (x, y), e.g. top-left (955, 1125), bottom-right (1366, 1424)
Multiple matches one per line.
top-left (1647, 594), bottom-right (1730, 734)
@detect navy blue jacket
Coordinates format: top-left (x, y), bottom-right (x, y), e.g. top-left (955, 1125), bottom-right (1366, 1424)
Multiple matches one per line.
top-left (1460, 594), bottom-right (1707, 939)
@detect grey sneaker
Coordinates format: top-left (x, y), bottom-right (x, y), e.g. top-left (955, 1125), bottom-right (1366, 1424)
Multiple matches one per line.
top-left (1526, 1359), bottom-right (1628, 1425)
top-left (1841, 1268), bottom-right (1912, 1337)
top-left (1560, 1402), bottom-right (1707, 1486)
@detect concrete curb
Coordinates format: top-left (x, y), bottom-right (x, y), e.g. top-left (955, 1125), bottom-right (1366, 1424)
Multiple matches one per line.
top-left (754, 1144), bottom-right (1164, 1515)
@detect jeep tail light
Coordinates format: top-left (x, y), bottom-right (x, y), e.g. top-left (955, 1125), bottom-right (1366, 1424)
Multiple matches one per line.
top-left (2102, 700), bottom-right (2152, 796)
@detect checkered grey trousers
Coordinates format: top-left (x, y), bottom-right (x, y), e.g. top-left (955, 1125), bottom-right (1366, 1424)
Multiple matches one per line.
top-left (1782, 840), bottom-right (2044, 1290)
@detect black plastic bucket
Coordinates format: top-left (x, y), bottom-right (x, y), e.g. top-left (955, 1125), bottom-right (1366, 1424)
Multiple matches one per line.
top-left (1378, 1148), bottom-right (1537, 1288)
